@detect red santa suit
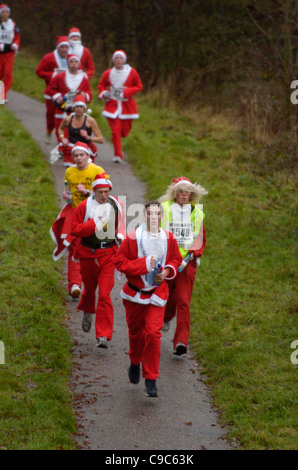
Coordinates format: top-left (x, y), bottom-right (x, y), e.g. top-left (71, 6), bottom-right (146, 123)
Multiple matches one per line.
top-left (0, 6), bottom-right (20, 100)
top-left (45, 65), bottom-right (92, 142)
top-left (70, 179), bottom-right (125, 342)
top-left (98, 50), bottom-right (142, 160)
top-left (115, 224), bottom-right (182, 380)
top-left (35, 36), bottom-right (70, 134)
top-left (161, 177), bottom-right (207, 353)
top-left (68, 27), bottom-right (95, 80)
top-left (50, 150), bottom-right (105, 296)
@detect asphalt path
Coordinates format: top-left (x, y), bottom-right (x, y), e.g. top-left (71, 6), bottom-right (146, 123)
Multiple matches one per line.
top-left (7, 91), bottom-right (232, 451)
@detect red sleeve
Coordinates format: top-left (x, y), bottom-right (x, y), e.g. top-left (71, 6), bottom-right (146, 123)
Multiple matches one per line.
top-left (115, 236), bottom-right (149, 276)
top-left (13, 26), bottom-right (20, 49)
top-left (44, 74), bottom-right (61, 99)
top-left (83, 48), bottom-right (95, 80)
top-left (165, 232), bottom-right (183, 278)
top-left (115, 198), bottom-right (126, 241)
top-left (80, 76), bottom-right (92, 102)
top-left (70, 202), bottom-right (98, 237)
top-left (122, 69), bottom-right (143, 99)
top-left (35, 54), bottom-right (54, 84)
top-left (189, 221), bottom-right (206, 258)
top-left (97, 70), bottom-right (111, 99)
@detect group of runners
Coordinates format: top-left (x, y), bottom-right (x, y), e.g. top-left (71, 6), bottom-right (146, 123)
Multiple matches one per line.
top-left (1, 4), bottom-right (208, 398)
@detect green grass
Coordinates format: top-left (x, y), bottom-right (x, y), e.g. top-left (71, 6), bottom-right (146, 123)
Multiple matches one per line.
top-left (0, 106), bottom-right (76, 449)
top-left (8, 49), bottom-right (298, 450)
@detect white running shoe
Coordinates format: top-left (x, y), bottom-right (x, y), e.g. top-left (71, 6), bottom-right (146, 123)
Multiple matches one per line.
top-left (96, 336), bottom-right (108, 348)
top-left (70, 284), bottom-right (81, 299)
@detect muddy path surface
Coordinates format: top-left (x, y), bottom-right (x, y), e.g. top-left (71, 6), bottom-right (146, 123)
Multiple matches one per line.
top-left (7, 90), bottom-right (232, 451)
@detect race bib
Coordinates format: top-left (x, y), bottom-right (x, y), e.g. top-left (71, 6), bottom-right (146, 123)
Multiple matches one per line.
top-left (64, 91), bottom-right (78, 109)
top-left (110, 86), bottom-right (123, 100)
top-left (169, 222), bottom-right (194, 248)
top-left (54, 67), bottom-right (67, 74)
top-left (0, 30), bottom-right (14, 44)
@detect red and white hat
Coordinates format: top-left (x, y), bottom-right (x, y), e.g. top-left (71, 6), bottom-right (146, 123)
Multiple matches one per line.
top-left (0, 4), bottom-right (10, 14)
top-left (92, 172), bottom-right (113, 190)
top-left (72, 94), bottom-right (87, 110)
top-left (68, 27), bottom-right (81, 39)
top-left (56, 36), bottom-right (70, 48)
top-left (71, 141), bottom-right (90, 155)
top-left (112, 50), bottom-right (127, 63)
top-left (67, 54), bottom-right (80, 64)
top-left (172, 176), bottom-right (193, 187)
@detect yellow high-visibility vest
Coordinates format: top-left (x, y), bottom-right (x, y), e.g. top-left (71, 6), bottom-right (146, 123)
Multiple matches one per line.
top-left (161, 201), bottom-right (205, 258)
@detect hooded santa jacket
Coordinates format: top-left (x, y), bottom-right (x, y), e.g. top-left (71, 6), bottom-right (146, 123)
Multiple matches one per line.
top-left (98, 65), bottom-right (142, 119)
top-left (45, 69), bottom-right (92, 107)
top-left (115, 225), bottom-right (182, 307)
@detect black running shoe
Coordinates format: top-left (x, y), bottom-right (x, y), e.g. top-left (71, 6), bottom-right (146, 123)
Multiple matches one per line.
top-left (128, 363), bottom-right (140, 384)
top-left (145, 379), bottom-right (158, 397)
top-left (173, 342), bottom-right (187, 356)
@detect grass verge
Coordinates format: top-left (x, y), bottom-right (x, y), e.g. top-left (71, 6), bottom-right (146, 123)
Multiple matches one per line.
top-left (0, 105), bottom-right (76, 449)
top-left (9, 49), bottom-right (298, 450)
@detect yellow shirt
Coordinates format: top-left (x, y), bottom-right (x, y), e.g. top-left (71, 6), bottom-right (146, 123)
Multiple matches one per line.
top-left (65, 163), bottom-right (105, 207)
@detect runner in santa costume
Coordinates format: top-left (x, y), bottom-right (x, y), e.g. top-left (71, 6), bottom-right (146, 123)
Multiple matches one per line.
top-left (58, 94), bottom-right (104, 166)
top-left (35, 36), bottom-right (70, 144)
top-left (160, 176), bottom-right (208, 355)
top-left (68, 27), bottom-right (95, 80)
top-left (45, 54), bottom-right (92, 143)
top-left (70, 172), bottom-right (125, 348)
top-left (50, 142), bottom-right (105, 299)
top-left (98, 50), bottom-right (143, 163)
top-left (0, 4), bottom-right (20, 102)
top-left (115, 201), bottom-right (182, 397)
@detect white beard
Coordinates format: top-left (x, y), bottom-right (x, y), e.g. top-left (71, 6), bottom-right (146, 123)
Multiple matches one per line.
top-left (141, 229), bottom-right (166, 261)
top-left (69, 40), bottom-right (83, 58)
top-left (65, 69), bottom-right (84, 91)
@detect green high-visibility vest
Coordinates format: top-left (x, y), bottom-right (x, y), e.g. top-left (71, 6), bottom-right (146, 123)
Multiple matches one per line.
top-left (161, 201), bottom-right (205, 258)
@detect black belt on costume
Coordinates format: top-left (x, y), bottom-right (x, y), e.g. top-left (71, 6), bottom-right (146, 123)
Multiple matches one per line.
top-left (128, 282), bottom-right (156, 295)
top-left (83, 240), bottom-right (116, 251)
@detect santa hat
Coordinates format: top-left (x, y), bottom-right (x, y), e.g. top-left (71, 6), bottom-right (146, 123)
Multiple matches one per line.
top-left (72, 94), bottom-right (87, 110)
top-left (67, 54), bottom-right (80, 64)
top-left (68, 27), bottom-right (81, 39)
top-left (112, 50), bottom-right (127, 63)
top-left (71, 141), bottom-right (90, 155)
top-left (172, 176), bottom-right (193, 187)
top-left (92, 172), bottom-right (113, 190)
top-left (0, 4), bottom-right (10, 14)
top-left (56, 36), bottom-right (70, 49)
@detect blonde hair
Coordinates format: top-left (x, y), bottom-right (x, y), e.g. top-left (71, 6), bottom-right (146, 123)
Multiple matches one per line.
top-left (159, 180), bottom-right (208, 204)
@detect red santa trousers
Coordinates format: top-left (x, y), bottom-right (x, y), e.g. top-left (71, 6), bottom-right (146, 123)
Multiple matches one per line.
top-left (0, 53), bottom-right (15, 99)
top-left (45, 99), bottom-right (56, 134)
top-left (77, 249), bottom-right (116, 340)
top-left (164, 258), bottom-right (197, 348)
top-left (67, 238), bottom-right (82, 293)
top-left (107, 117), bottom-right (132, 158)
top-left (123, 299), bottom-right (164, 380)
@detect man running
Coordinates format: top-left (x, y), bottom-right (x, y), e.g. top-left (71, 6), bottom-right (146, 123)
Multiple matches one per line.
top-left (36, 36), bottom-right (70, 144)
top-left (0, 4), bottom-right (20, 102)
top-left (68, 27), bottom-right (95, 80)
top-left (50, 141), bottom-right (105, 299)
top-left (115, 201), bottom-right (182, 397)
top-left (98, 50), bottom-right (142, 163)
top-left (45, 54), bottom-right (92, 143)
top-left (160, 176), bottom-right (207, 356)
top-left (70, 172), bottom-right (125, 347)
